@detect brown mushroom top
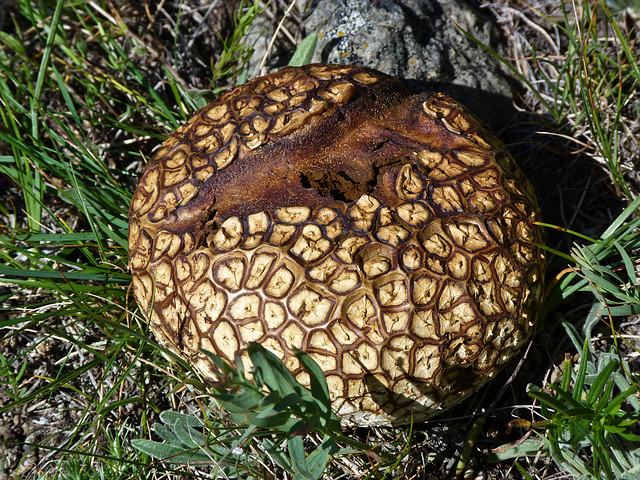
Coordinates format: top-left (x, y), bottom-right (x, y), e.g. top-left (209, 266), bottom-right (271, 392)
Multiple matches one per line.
top-left (128, 64), bottom-right (545, 426)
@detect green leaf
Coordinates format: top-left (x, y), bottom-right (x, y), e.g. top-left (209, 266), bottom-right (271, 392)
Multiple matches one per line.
top-left (160, 410), bottom-right (205, 428)
top-left (0, 31), bottom-right (26, 54)
top-left (215, 388), bottom-right (264, 412)
top-left (288, 435), bottom-right (314, 480)
top-left (263, 438), bottom-right (293, 471)
top-left (488, 438), bottom-right (548, 462)
top-left (604, 304), bottom-right (640, 316)
top-left (586, 360), bottom-right (617, 408)
top-left (131, 439), bottom-right (211, 464)
top-left (154, 423), bottom-right (180, 443)
top-left (613, 241), bottom-right (638, 287)
top-left (248, 408), bottom-right (294, 428)
top-left (572, 338), bottom-right (590, 401)
top-left (296, 349), bottom-right (331, 411)
top-left (603, 386), bottom-right (638, 416)
top-left (599, 193), bottom-right (640, 239)
top-left (248, 343), bottom-right (301, 398)
top-left (171, 419), bottom-right (205, 449)
top-left (186, 89), bottom-right (217, 109)
top-left (305, 445), bottom-right (330, 479)
top-left (617, 431), bottom-right (640, 442)
top-left (0, 265), bottom-right (129, 282)
top-left (288, 33), bottom-right (318, 67)
top-left (307, 436), bottom-right (339, 478)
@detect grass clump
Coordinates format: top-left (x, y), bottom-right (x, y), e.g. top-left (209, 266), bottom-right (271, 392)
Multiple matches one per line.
top-left (529, 329), bottom-right (640, 479)
top-left (481, 0), bottom-right (640, 477)
top-left (131, 343), bottom-right (398, 479)
top-left (491, 196), bottom-right (640, 478)
top-left (485, 0), bottom-right (640, 198)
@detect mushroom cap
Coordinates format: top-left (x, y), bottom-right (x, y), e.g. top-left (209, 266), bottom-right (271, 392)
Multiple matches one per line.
top-left (128, 64), bottom-right (545, 426)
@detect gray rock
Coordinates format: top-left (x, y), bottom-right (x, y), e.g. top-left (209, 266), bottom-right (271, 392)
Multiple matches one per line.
top-left (303, 0), bottom-right (517, 128)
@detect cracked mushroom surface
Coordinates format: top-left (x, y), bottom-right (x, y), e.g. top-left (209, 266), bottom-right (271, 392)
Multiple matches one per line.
top-left (128, 64), bottom-right (545, 426)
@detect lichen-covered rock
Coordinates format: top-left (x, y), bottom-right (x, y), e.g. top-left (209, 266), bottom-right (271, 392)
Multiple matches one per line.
top-left (128, 64), bottom-right (545, 426)
top-left (303, 0), bottom-right (516, 128)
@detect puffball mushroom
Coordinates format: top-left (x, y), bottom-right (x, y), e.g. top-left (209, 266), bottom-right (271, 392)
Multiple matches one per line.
top-left (128, 64), bottom-right (545, 426)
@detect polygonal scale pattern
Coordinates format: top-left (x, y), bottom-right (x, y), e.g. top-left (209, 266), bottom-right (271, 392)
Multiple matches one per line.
top-left (128, 64), bottom-right (545, 426)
